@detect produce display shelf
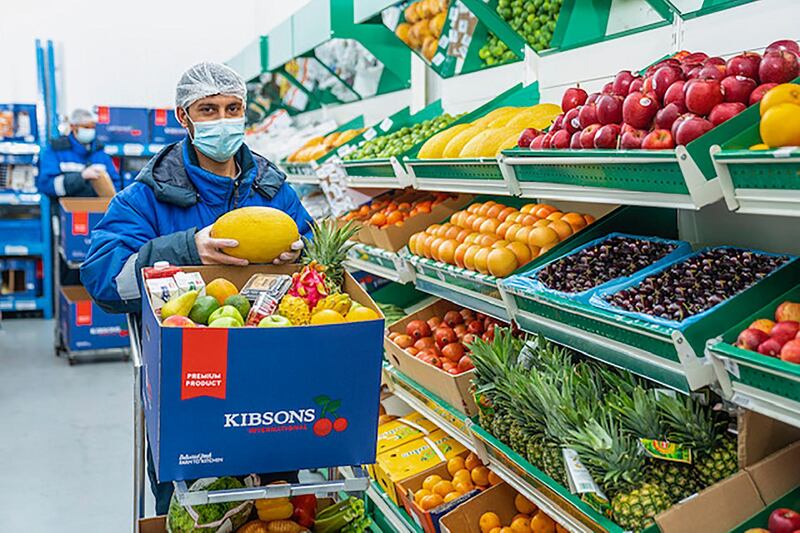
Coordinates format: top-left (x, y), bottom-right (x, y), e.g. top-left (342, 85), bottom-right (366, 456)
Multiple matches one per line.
top-left (499, 147), bottom-right (722, 209)
top-left (383, 365), bottom-right (600, 533)
top-left (0, 142), bottom-right (39, 155)
top-left (285, 169), bottom-right (323, 185)
top-left (0, 295), bottom-right (49, 312)
top-left (344, 157), bottom-right (410, 189)
top-left (345, 242), bottom-right (415, 284)
top-left (362, 477), bottom-right (422, 533)
top-left (0, 190), bottom-right (41, 206)
top-left (713, 147), bottom-right (800, 218)
top-left (3, 241), bottom-right (44, 256)
top-left (103, 143), bottom-right (163, 157)
top-left (707, 282), bottom-right (800, 430)
top-left (404, 158), bottom-right (515, 196)
top-left (0, 153), bottom-right (37, 165)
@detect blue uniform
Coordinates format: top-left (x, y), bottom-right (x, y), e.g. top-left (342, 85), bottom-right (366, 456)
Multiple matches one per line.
top-left (37, 134), bottom-right (121, 197)
top-left (80, 140), bottom-right (313, 315)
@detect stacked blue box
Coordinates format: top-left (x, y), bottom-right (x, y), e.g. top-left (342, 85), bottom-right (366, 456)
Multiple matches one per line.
top-left (149, 108), bottom-right (185, 145)
top-left (95, 106), bottom-right (149, 144)
top-left (0, 103), bottom-right (38, 143)
top-left (59, 286), bottom-right (129, 351)
top-left (58, 198), bottom-right (111, 263)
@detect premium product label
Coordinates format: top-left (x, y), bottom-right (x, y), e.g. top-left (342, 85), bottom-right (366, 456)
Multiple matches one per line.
top-left (181, 328), bottom-right (228, 400)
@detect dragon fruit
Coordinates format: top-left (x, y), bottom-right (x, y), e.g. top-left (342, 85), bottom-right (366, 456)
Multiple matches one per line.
top-left (288, 261), bottom-right (329, 309)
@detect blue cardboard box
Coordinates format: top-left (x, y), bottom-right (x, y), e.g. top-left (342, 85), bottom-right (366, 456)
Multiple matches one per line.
top-left (95, 106), bottom-right (149, 145)
top-left (0, 257), bottom-right (39, 296)
top-left (140, 265), bottom-right (385, 482)
top-left (59, 198), bottom-right (111, 263)
top-left (0, 103), bottom-right (38, 143)
top-left (60, 286), bottom-right (129, 351)
top-left (149, 108), bottom-right (185, 145)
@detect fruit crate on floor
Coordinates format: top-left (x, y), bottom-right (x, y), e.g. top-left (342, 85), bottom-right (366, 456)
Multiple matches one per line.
top-left (708, 281), bottom-right (800, 430)
top-left (342, 101), bottom-right (447, 189)
top-left (501, 210), bottom-right (800, 392)
top-left (402, 83), bottom-right (540, 195)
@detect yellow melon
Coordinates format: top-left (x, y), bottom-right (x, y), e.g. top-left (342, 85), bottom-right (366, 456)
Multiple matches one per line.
top-left (442, 126), bottom-right (482, 158)
top-left (460, 127), bottom-right (518, 158)
top-left (495, 131), bottom-right (522, 156)
top-left (472, 107), bottom-right (516, 127)
top-left (418, 124), bottom-right (472, 158)
top-left (486, 108), bottom-right (523, 127)
top-left (211, 207), bottom-right (299, 263)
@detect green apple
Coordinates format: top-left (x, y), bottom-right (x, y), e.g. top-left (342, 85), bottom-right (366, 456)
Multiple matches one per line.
top-left (208, 305), bottom-right (244, 326)
top-left (208, 316), bottom-right (242, 328)
top-left (258, 315), bottom-right (292, 328)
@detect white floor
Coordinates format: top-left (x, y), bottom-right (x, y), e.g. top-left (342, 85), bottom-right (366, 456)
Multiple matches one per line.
top-left (0, 318), bottom-right (144, 531)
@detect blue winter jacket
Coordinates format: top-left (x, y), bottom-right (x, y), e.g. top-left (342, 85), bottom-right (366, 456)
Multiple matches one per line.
top-left (37, 134), bottom-right (121, 197)
top-left (80, 140), bottom-right (313, 314)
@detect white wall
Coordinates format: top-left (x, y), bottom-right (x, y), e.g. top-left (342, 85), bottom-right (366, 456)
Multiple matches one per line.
top-left (0, 0), bottom-right (309, 112)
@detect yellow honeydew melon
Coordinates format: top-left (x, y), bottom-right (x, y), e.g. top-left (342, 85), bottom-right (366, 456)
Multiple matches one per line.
top-left (211, 206), bottom-right (299, 263)
top-left (442, 126), bottom-right (483, 158)
top-left (417, 124), bottom-right (472, 159)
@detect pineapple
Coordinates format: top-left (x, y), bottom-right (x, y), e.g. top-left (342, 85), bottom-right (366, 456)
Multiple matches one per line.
top-left (608, 387), bottom-right (701, 503)
top-left (659, 394), bottom-right (738, 487)
top-left (303, 219), bottom-right (360, 292)
top-left (568, 416), bottom-right (672, 532)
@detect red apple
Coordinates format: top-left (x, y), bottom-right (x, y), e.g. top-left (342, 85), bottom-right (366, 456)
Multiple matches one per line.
top-left (562, 86), bottom-right (588, 112)
top-left (570, 131), bottom-right (583, 149)
top-left (550, 129), bottom-right (571, 149)
top-left (579, 124), bottom-right (602, 148)
top-left (457, 355), bottom-right (474, 372)
top-left (759, 51), bottom-right (800, 84)
top-left (435, 326), bottom-right (457, 348)
top-left (704, 56), bottom-right (726, 67)
top-left (772, 321), bottom-right (800, 339)
top-left (651, 66), bottom-right (684, 101)
top-left (780, 340), bottom-right (800, 363)
top-left (655, 103), bottom-right (685, 130)
top-left (758, 338), bottom-right (784, 357)
top-left (628, 77), bottom-right (644, 94)
top-left (602, 82), bottom-right (614, 95)
top-left (563, 107), bottom-right (582, 134)
top-left (768, 508), bottom-right (800, 533)
top-left (443, 310), bottom-right (464, 327)
top-left (671, 113), bottom-right (696, 140)
top-left (593, 124), bottom-right (621, 149)
top-left (684, 79), bottom-right (724, 115)
top-left (721, 75), bottom-right (757, 104)
top-left (620, 128), bottom-right (646, 149)
top-left (407, 319), bottom-right (431, 340)
top-left (459, 308), bottom-right (475, 321)
top-left (641, 129), bottom-right (675, 150)
top-left (414, 337), bottom-right (436, 351)
top-left (766, 40), bottom-right (800, 56)
top-left (663, 80), bottom-right (687, 107)
top-left (726, 52), bottom-right (761, 81)
top-left (612, 70), bottom-right (637, 96)
top-left (686, 66), bottom-right (703, 80)
top-left (736, 328), bottom-right (769, 351)
top-left (682, 52), bottom-right (709, 66)
top-left (586, 92), bottom-right (602, 105)
top-left (578, 103), bottom-right (599, 129)
top-left (541, 133), bottom-right (554, 149)
top-left (462, 333), bottom-right (478, 345)
top-left (552, 114), bottom-right (564, 131)
top-left (467, 320), bottom-right (484, 335)
top-left (622, 91), bottom-right (659, 129)
top-left (675, 116), bottom-right (714, 145)
top-left (776, 301), bottom-right (800, 323)
top-left (162, 315), bottom-right (196, 327)
top-left (517, 128), bottom-right (540, 148)
top-left (529, 134), bottom-right (547, 149)
top-left (750, 83), bottom-right (779, 105)
top-left (596, 95), bottom-right (624, 125)
top-left (708, 102), bottom-right (746, 126)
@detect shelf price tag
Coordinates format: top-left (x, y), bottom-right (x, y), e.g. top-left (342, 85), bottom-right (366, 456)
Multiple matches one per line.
top-left (722, 357), bottom-right (740, 379)
top-left (379, 118), bottom-right (393, 132)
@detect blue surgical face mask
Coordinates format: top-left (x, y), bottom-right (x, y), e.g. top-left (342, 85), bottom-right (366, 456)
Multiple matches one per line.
top-left (75, 127), bottom-right (95, 144)
top-left (186, 114), bottom-right (245, 162)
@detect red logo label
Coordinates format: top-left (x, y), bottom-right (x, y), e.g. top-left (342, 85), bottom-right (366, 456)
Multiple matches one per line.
top-left (154, 109), bottom-right (167, 126)
top-left (96, 106), bottom-right (110, 124)
top-left (76, 301), bottom-right (92, 326)
top-left (72, 212), bottom-right (89, 235)
top-left (131, 129), bottom-right (142, 137)
top-left (181, 328), bottom-right (228, 400)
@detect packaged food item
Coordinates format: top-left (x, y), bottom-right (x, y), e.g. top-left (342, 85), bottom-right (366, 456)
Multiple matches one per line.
top-left (143, 261), bottom-right (182, 280)
top-left (245, 292), bottom-right (280, 326)
top-left (240, 273), bottom-right (292, 301)
top-left (146, 277), bottom-right (180, 312)
top-left (174, 271), bottom-right (206, 296)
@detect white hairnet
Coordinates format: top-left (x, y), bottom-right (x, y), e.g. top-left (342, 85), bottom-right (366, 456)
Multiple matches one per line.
top-left (69, 108), bottom-right (96, 125)
top-left (176, 62), bottom-right (247, 110)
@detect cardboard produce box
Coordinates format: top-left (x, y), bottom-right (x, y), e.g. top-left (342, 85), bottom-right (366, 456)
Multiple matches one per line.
top-left (140, 265), bottom-right (384, 482)
top-left (59, 198), bottom-right (111, 262)
top-left (138, 516), bottom-right (166, 533)
top-left (384, 299), bottom-right (478, 416)
top-left (372, 429), bottom-right (467, 505)
top-left (397, 450), bottom-right (481, 533)
top-left (440, 482), bottom-right (520, 533)
top-left (376, 411), bottom-right (438, 455)
top-left (60, 286), bottom-right (129, 351)
top-left (95, 105), bottom-right (149, 144)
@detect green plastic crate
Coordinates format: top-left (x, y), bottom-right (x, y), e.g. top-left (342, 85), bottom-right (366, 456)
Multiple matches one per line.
top-left (708, 281), bottom-right (800, 426)
top-left (730, 486), bottom-right (800, 533)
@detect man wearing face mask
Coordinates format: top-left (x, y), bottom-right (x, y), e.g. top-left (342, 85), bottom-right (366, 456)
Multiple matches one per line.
top-left (81, 63), bottom-right (311, 513)
top-left (37, 108), bottom-right (121, 197)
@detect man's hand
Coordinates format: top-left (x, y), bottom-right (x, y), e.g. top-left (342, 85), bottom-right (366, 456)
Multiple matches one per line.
top-left (194, 225), bottom-right (249, 266)
top-left (81, 165), bottom-right (104, 180)
top-left (273, 239), bottom-right (304, 265)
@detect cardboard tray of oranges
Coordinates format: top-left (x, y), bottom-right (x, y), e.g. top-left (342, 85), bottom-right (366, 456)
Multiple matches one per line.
top-left (711, 77), bottom-right (800, 217)
top-left (281, 115), bottom-right (367, 179)
top-left (402, 197), bottom-right (616, 321)
top-left (401, 83), bottom-right (551, 195)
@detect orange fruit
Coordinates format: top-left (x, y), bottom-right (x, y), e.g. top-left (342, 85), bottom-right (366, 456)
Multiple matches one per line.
top-left (420, 493), bottom-right (444, 511)
top-left (467, 203), bottom-right (482, 214)
top-left (505, 223), bottom-right (523, 242)
top-left (414, 488), bottom-right (432, 504)
top-left (206, 278), bottom-right (239, 305)
top-left (464, 232), bottom-right (479, 244)
top-left (498, 206), bottom-right (517, 221)
top-left (438, 239), bottom-right (458, 265)
top-left (421, 235), bottom-right (436, 258)
top-left (452, 469), bottom-right (472, 485)
top-left (471, 466), bottom-right (491, 486)
top-left (488, 247), bottom-right (519, 277)
top-left (370, 212), bottom-right (388, 226)
top-left (561, 212), bottom-right (586, 229)
top-left (486, 204), bottom-right (504, 219)
top-left (473, 247), bottom-right (491, 274)
top-left (456, 228), bottom-right (471, 242)
top-left (445, 225), bottom-right (461, 240)
top-left (496, 221), bottom-right (513, 239)
top-left (513, 514), bottom-right (531, 522)
top-left (548, 220), bottom-right (574, 240)
top-left (530, 511), bottom-right (555, 533)
top-left (448, 456), bottom-right (466, 476)
top-left (533, 218), bottom-right (551, 228)
top-left (463, 245), bottom-right (481, 271)
top-left (511, 516), bottom-right (532, 533)
top-left (555, 525), bottom-right (568, 533)
top-left (546, 211), bottom-right (564, 221)
top-left (539, 243), bottom-right (555, 256)
top-left (534, 204), bottom-right (558, 218)
top-left (489, 529), bottom-right (501, 533)
top-left (505, 212), bottom-right (523, 223)
top-left (515, 494), bottom-right (538, 514)
top-left (760, 83), bottom-right (800, 116)
top-left (480, 218), bottom-right (501, 234)
top-left (583, 214), bottom-right (596, 225)
top-left (435, 224), bottom-right (451, 237)
top-left (465, 453), bottom-right (482, 470)
top-left (761, 103), bottom-right (800, 148)
top-left (310, 309), bottom-right (346, 325)
top-left (422, 474), bottom-right (443, 491)
top-left (520, 203), bottom-right (538, 213)
top-left (429, 237), bottom-right (444, 261)
top-left (501, 528), bottom-right (514, 533)
top-left (465, 214), bottom-right (478, 230)
top-left (492, 239), bottom-right (510, 248)
top-left (514, 226), bottom-right (532, 244)
top-left (528, 226), bottom-right (559, 248)
top-left (454, 243), bottom-right (470, 268)
top-left (507, 242), bottom-right (533, 266)
top-left (520, 214), bottom-right (539, 226)
top-left (450, 212), bottom-right (463, 227)
top-left (478, 234), bottom-right (499, 247)
top-left (386, 211), bottom-right (405, 225)
top-left (479, 512), bottom-right (502, 533)
top-left (478, 202), bottom-right (496, 216)
top-left (443, 491), bottom-right (461, 503)
top-left (427, 223), bottom-right (442, 235)
top-left (453, 480), bottom-right (474, 494)
top-left (432, 479), bottom-right (455, 497)
top-left (472, 216), bottom-right (487, 232)
top-left (488, 471), bottom-right (503, 486)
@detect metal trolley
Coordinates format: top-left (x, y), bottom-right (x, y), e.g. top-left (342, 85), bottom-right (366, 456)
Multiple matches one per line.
top-left (128, 314), bottom-right (371, 532)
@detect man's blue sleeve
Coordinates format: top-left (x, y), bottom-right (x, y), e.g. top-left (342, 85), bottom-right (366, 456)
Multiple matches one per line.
top-left (36, 146), bottom-right (61, 197)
